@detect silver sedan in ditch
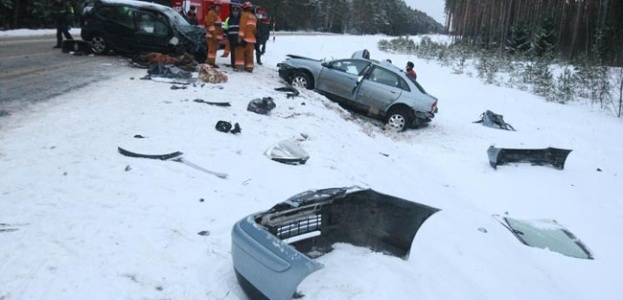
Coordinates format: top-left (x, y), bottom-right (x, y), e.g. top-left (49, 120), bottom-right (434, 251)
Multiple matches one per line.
top-left (277, 50), bottom-right (439, 131)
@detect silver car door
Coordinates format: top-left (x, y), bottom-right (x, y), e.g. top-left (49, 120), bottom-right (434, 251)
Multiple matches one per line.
top-left (316, 59), bottom-right (370, 101)
top-left (356, 66), bottom-right (403, 111)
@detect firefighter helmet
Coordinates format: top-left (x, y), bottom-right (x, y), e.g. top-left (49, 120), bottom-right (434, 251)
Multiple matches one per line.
top-left (242, 1), bottom-right (253, 10)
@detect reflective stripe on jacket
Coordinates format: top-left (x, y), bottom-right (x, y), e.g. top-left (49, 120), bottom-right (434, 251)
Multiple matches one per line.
top-left (205, 9), bottom-right (223, 40)
top-left (224, 17), bottom-right (240, 36)
top-left (238, 11), bottom-right (257, 43)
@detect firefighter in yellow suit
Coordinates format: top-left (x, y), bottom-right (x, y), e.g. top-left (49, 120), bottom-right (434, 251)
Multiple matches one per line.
top-left (236, 1), bottom-right (257, 72)
top-left (205, 1), bottom-right (223, 66)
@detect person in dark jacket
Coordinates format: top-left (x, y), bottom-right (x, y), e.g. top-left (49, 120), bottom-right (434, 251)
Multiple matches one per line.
top-left (224, 5), bottom-right (241, 68)
top-left (186, 5), bottom-right (198, 25)
top-left (52, 0), bottom-right (73, 48)
top-left (253, 7), bottom-right (270, 65)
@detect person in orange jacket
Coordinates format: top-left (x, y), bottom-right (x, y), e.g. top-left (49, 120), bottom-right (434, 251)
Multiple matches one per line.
top-left (205, 1), bottom-right (223, 66)
top-left (235, 1), bottom-right (257, 72)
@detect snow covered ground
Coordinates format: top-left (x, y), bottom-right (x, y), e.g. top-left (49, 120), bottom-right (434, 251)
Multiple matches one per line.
top-left (1, 31), bottom-right (622, 300)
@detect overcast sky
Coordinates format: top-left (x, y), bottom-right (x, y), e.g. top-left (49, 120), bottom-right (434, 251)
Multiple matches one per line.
top-left (404, 0), bottom-right (446, 24)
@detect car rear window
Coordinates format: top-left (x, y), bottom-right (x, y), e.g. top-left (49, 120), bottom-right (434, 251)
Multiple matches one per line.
top-left (407, 76), bottom-right (428, 94)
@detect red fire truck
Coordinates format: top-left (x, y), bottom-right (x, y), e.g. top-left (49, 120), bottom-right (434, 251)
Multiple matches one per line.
top-left (172, 0), bottom-right (274, 50)
top-left (171, 0), bottom-right (236, 26)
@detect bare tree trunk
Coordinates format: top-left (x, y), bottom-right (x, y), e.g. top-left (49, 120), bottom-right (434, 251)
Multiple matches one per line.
top-left (618, 67), bottom-right (623, 117)
top-left (12, 0), bottom-right (22, 29)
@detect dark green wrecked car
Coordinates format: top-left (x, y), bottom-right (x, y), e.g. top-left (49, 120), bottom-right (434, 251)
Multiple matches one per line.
top-left (81, 0), bottom-right (207, 62)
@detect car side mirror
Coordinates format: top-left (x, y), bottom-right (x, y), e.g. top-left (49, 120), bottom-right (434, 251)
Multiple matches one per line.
top-left (169, 36), bottom-right (179, 45)
top-left (321, 62), bottom-right (330, 68)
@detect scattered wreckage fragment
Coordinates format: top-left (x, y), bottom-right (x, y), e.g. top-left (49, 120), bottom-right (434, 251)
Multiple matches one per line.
top-left (215, 121), bottom-right (241, 134)
top-left (474, 110), bottom-right (515, 131)
top-left (231, 187), bottom-right (440, 300)
top-left (147, 64), bottom-right (192, 79)
top-left (247, 97), bottom-right (276, 115)
top-left (193, 99), bottom-right (231, 107)
top-left (487, 146), bottom-right (572, 170)
top-left (0, 222), bottom-right (25, 233)
top-left (274, 86), bottom-right (300, 99)
top-left (496, 216), bottom-right (593, 259)
top-left (117, 147), bottom-right (227, 179)
top-left (264, 140), bottom-right (309, 165)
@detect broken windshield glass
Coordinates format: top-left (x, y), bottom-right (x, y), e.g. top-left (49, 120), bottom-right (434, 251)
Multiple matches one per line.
top-left (503, 217), bottom-right (593, 259)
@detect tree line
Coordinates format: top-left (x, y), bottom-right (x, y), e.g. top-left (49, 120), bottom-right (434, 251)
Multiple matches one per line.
top-left (251, 0), bottom-right (443, 35)
top-left (445, 0), bottom-right (623, 66)
top-left (0, 0), bottom-right (443, 35)
top-left (380, 36), bottom-right (623, 117)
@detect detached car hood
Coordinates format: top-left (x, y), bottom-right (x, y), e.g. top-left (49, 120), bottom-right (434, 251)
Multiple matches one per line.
top-left (285, 54), bottom-right (322, 61)
top-left (231, 187), bottom-right (440, 300)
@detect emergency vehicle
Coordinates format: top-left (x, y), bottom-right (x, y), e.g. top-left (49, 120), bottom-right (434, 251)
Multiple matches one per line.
top-left (172, 0), bottom-right (273, 50)
top-left (171, 0), bottom-right (237, 27)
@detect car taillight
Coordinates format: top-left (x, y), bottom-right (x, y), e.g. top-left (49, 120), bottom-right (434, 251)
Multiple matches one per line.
top-left (431, 100), bottom-right (437, 113)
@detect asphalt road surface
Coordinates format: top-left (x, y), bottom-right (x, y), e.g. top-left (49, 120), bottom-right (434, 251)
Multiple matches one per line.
top-left (0, 35), bottom-right (134, 116)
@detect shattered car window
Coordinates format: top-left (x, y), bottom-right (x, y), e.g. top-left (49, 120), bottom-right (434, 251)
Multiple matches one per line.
top-left (135, 13), bottom-right (169, 36)
top-left (503, 217), bottom-right (593, 259)
top-left (137, 12), bottom-right (155, 34)
top-left (330, 60), bottom-right (369, 76)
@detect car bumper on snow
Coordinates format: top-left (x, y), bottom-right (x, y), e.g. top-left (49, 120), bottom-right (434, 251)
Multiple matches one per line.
top-left (231, 187), bottom-right (440, 300)
top-left (277, 63), bottom-right (294, 82)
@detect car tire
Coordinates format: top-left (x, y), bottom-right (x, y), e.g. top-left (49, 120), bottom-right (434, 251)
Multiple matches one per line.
top-left (90, 34), bottom-right (109, 55)
top-left (194, 46), bottom-right (207, 63)
top-left (385, 107), bottom-right (413, 132)
top-left (291, 72), bottom-right (313, 90)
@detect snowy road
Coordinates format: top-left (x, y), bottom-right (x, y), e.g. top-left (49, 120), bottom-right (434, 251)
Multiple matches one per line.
top-left (0, 35), bottom-right (131, 116)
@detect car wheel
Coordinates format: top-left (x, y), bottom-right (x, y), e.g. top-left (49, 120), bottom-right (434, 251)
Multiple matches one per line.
top-left (386, 108), bottom-right (413, 132)
top-left (90, 35), bottom-right (109, 55)
top-left (194, 47), bottom-right (207, 63)
top-left (291, 72), bottom-right (312, 90)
